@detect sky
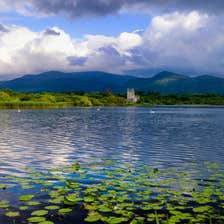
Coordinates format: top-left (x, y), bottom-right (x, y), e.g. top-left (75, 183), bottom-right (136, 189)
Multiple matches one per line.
top-left (0, 0), bottom-right (224, 79)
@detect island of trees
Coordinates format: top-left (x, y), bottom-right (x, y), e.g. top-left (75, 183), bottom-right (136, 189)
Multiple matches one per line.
top-left (1, 89), bottom-right (224, 108)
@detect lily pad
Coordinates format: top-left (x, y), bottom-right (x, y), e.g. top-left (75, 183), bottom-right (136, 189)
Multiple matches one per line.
top-left (45, 205), bottom-right (60, 210)
top-left (19, 206), bottom-right (29, 211)
top-left (28, 216), bottom-right (46, 223)
top-left (5, 211), bottom-right (20, 217)
top-left (19, 194), bottom-right (34, 201)
top-left (58, 208), bottom-right (72, 214)
top-left (31, 210), bottom-right (48, 216)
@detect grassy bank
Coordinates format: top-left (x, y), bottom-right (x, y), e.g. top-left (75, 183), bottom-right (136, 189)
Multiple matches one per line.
top-left (0, 90), bottom-right (129, 108)
top-left (0, 101), bottom-right (73, 109)
top-left (1, 89), bottom-right (224, 108)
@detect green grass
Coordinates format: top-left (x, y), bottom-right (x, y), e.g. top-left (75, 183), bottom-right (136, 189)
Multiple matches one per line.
top-left (0, 101), bottom-right (72, 109)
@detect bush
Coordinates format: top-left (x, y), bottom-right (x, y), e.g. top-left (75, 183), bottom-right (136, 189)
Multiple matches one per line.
top-left (73, 96), bottom-right (92, 107)
top-left (90, 98), bottom-right (104, 106)
top-left (0, 92), bottom-right (11, 101)
top-left (38, 93), bottom-right (56, 103)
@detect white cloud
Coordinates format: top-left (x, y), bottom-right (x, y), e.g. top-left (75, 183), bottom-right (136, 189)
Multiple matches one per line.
top-left (0, 10), bottom-right (224, 78)
top-left (0, 24), bottom-right (143, 76)
top-left (140, 11), bottom-right (224, 74)
top-left (118, 32), bottom-right (142, 52)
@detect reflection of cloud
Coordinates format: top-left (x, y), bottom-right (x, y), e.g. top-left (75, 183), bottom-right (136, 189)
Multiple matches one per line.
top-left (116, 107), bottom-right (141, 162)
top-left (0, 110), bottom-right (74, 175)
top-left (0, 108), bottom-right (143, 176)
top-left (1, 107), bottom-right (224, 178)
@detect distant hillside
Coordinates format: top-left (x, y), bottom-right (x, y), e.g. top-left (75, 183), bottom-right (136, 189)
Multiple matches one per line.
top-left (127, 71), bottom-right (224, 94)
top-left (0, 71), bottom-right (134, 93)
top-left (0, 70), bottom-right (224, 94)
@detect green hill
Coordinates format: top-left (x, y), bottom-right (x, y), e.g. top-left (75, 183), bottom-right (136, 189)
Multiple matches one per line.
top-left (0, 70), bottom-right (224, 94)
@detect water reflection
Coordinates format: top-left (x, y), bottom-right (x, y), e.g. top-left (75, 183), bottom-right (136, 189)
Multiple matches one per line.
top-left (0, 107), bottom-right (224, 177)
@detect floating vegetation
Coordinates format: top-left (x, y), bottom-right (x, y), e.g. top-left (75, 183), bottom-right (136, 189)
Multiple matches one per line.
top-left (0, 200), bottom-right (9, 209)
top-left (31, 210), bottom-right (48, 216)
top-left (27, 216), bottom-right (47, 223)
top-left (19, 194), bottom-right (34, 201)
top-left (0, 159), bottom-right (224, 223)
top-left (5, 211), bottom-right (20, 217)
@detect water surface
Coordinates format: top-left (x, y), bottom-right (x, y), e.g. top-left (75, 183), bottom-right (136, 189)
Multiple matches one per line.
top-left (1, 107), bottom-right (224, 223)
top-left (0, 106), bottom-right (224, 177)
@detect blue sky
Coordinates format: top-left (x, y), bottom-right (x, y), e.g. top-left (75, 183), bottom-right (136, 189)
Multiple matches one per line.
top-left (0, 0), bottom-right (223, 79)
top-left (1, 12), bottom-right (151, 38)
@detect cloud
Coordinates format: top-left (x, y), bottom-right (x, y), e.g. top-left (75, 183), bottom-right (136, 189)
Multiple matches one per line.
top-left (67, 56), bottom-right (87, 66)
top-left (0, 11), bottom-right (224, 78)
top-left (44, 28), bottom-right (60, 36)
top-left (0, 24), bottom-right (143, 76)
top-left (29, 0), bottom-right (123, 17)
top-left (1, 0), bottom-right (224, 18)
top-left (0, 24), bottom-right (9, 32)
top-left (139, 11), bottom-right (224, 75)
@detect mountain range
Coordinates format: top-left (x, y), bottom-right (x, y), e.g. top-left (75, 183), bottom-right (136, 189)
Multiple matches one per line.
top-left (0, 71), bottom-right (224, 94)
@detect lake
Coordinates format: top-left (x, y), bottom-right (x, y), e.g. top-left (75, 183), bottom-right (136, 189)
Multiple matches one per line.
top-left (0, 107), bottom-right (224, 174)
top-left (1, 106), bottom-right (224, 223)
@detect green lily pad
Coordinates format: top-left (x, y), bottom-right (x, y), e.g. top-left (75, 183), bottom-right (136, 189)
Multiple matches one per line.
top-left (26, 201), bottom-right (41, 206)
top-left (101, 216), bottom-right (128, 224)
top-left (5, 211), bottom-right (20, 217)
top-left (58, 208), bottom-right (72, 214)
top-left (31, 210), bottom-right (48, 216)
top-left (84, 196), bottom-right (95, 202)
top-left (45, 205), bottom-right (60, 210)
top-left (0, 200), bottom-right (9, 208)
top-left (84, 212), bottom-right (102, 222)
top-left (39, 221), bottom-right (54, 224)
top-left (28, 216), bottom-right (46, 223)
top-left (19, 206), bottom-right (29, 211)
top-left (72, 162), bottom-right (80, 171)
top-left (0, 184), bottom-right (6, 189)
top-left (19, 194), bottom-right (34, 201)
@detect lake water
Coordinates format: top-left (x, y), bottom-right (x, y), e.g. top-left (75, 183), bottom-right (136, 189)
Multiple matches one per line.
top-left (0, 106), bottom-right (224, 177)
top-left (1, 106), bottom-right (224, 223)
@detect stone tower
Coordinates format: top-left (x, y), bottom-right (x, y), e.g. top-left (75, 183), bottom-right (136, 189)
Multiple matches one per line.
top-left (127, 88), bottom-right (139, 103)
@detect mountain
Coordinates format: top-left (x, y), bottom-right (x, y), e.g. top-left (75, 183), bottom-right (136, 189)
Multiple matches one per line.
top-left (126, 71), bottom-right (190, 93)
top-left (0, 70), bottom-right (224, 94)
top-left (126, 71), bottom-right (224, 94)
top-left (0, 71), bottom-right (135, 93)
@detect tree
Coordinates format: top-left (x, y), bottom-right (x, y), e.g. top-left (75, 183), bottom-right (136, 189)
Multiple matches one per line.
top-left (38, 93), bottom-right (56, 103)
top-left (73, 96), bottom-right (92, 107)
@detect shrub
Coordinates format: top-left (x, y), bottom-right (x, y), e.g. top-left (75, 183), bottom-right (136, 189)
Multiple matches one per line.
top-left (0, 92), bottom-right (11, 101)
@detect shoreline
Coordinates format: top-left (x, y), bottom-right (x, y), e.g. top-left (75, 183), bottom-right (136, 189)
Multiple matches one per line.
top-left (1, 103), bottom-right (224, 109)
top-left (1, 90), bottom-right (224, 109)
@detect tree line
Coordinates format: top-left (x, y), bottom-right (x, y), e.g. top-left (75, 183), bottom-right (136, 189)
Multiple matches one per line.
top-left (1, 89), bottom-right (224, 108)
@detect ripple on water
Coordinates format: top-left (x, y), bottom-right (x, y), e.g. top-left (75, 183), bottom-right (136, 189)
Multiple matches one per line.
top-left (0, 107), bottom-right (224, 175)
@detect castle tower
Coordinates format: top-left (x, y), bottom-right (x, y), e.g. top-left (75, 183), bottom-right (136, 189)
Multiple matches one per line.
top-left (127, 88), bottom-right (139, 103)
